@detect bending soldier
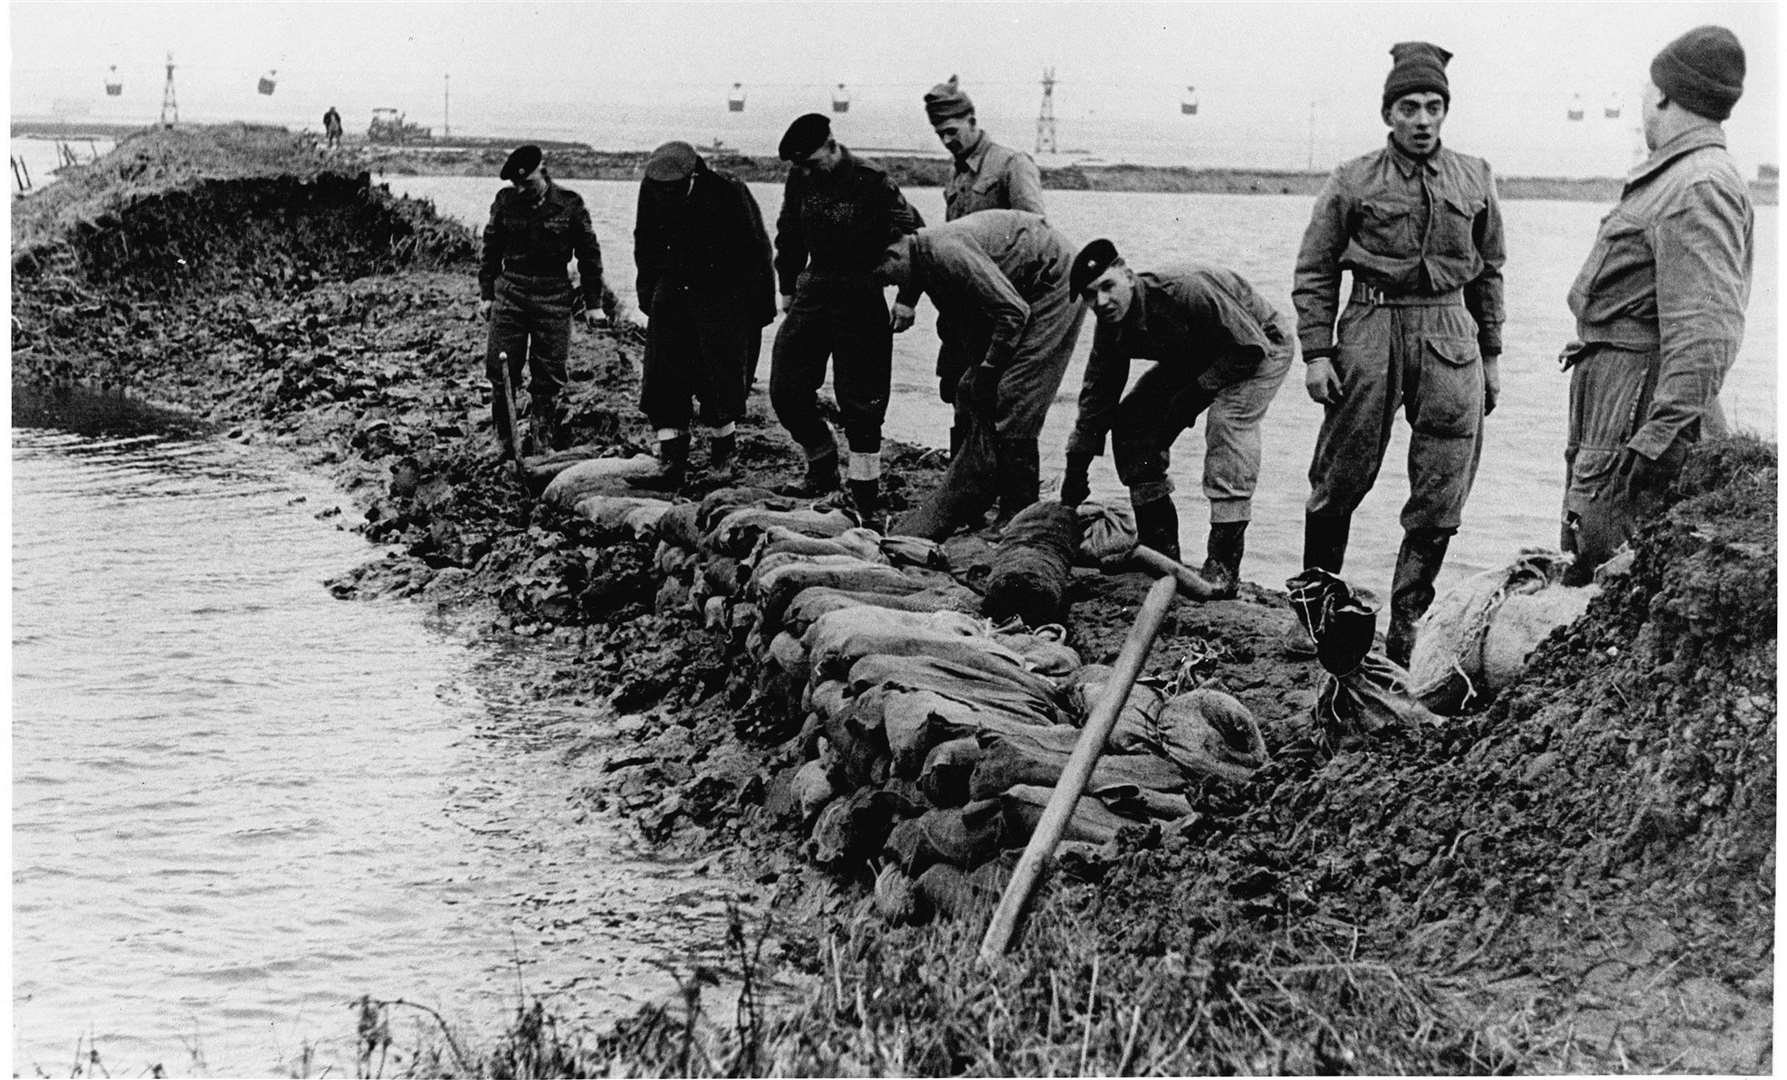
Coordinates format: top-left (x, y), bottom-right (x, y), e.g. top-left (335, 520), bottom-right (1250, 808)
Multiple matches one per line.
top-left (1060, 240), bottom-right (1293, 598)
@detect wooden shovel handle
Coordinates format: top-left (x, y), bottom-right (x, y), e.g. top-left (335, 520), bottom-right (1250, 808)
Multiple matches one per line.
top-left (1133, 544), bottom-right (1222, 601)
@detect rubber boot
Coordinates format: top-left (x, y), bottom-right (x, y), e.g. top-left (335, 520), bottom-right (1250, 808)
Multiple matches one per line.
top-left (626, 433), bottom-right (690, 491)
top-left (708, 432), bottom-right (738, 485)
top-left (847, 478), bottom-right (885, 534)
top-left (533, 393), bottom-right (560, 454)
top-left (1131, 496), bottom-right (1182, 563)
top-left (948, 423), bottom-right (965, 461)
top-left (490, 395), bottom-right (517, 460)
top-left (1201, 520), bottom-right (1248, 600)
top-left (993, 436), bottom-right (1041, 525)
top-left (1385, 527), bottom-right (1453, 667)
top-left (775, 443), bottom-right (840, 498)
top-left (1302, 511), bottom-right (1352, 573)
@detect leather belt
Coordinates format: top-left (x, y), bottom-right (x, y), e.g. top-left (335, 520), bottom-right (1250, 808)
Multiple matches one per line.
top-left (1350, 281), bottom-right (1463, 307)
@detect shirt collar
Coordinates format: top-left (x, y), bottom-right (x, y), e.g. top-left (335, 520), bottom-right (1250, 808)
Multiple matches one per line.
top-left (1386, 135), bottom-right (1442, 177)
top-left (1120, 274), bottom-right (1152, 335)
top-left (955, 131), bottom-right (991, 173)
top-left (1625, 126), bottom-right (1728, 190)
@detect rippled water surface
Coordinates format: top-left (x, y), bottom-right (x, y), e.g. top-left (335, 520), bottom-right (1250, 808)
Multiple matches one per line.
top-left (12, 399), bottom-right (740, 1076)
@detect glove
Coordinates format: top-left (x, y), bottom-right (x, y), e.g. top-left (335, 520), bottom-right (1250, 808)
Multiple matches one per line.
top-left (962, 364), bottom-right (999, 410)
top-left (1614, 441), bottom-right (1687, 504)
top-left (1060, 453), bottom-right (1093, 507)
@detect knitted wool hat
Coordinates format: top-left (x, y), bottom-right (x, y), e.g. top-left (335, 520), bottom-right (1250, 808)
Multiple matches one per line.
top-left (1651, 25), bottom-right (1745, 120)
top-left (1381, 41), bottom-right (1452, 112)
top-left (924, 75), bottom-right (975, 123)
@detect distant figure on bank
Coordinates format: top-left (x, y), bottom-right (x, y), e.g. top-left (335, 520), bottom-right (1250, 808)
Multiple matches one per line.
top-left (895, 75), bottom-right (1048, 462)
top-left (1559, 25), bottom-right (1752, 584)
top-left (872, 210), bottom-right (1085, 535)
top-left (1060, 240), bottom-right (1293, 598)
top-left (478, 145), bottom-right (606, 455)
top-left (626, 140), bottom-right (775, 491)
top-left (770, 113), bottom-right (924, 527)
top-left (1292, 41), bottom-right (1506, 664)
top-left (322, 106), bottom-right (342, 149)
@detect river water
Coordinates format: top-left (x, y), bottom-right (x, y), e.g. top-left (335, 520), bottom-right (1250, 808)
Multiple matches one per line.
top-left (11, 388), bottom-right (742, 1076)
top-left (391, 175), bottom-right (1777, 595)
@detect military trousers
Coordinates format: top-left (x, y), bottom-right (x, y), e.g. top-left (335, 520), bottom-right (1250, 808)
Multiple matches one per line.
top-left (485, 273), bottom-right (573, 399)
top-left (1306, 300), bottom-right (1484, 532)
top-left (769, 271), bottom-right (891, 454)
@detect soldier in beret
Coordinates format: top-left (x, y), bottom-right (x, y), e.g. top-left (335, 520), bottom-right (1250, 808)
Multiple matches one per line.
top-left (1292, 41), bottom-right (1506, 664)
top-left (769, 113), bottom-right (924, 527)
top-left (626, 140), bottom-right (775, 490)
top-left (1059, 240), bottom-right (1293, 598)
top-left (1560, 26), bottom-right (1753, 583)
top-left (478, 144), bottom-right (608, 455)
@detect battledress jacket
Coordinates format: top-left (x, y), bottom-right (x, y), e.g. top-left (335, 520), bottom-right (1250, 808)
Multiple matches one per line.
top-left (773, 146), bottom-right (924, 292)
top-left (479, 181), bottom-right (605, 310)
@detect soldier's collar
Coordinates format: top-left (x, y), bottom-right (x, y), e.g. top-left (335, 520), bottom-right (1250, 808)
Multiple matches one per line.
top-left (1625, 126), bottom-right (1728, 190)
top-left (1386, 136), bottom-right (1442, 176)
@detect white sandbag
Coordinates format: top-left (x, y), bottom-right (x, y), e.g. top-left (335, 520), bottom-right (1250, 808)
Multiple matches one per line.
top-left (542, 454), bottom-right (661, 507)
top-left (769, 631), bottom-right (810, 682)
top-left (1075, 500), bottom-right (1138, 568)
top-left (755, 526), bottom-right (886, 565)
top-left (994, 623), bottom-right (1082, 678)
top-left (572, 493), bottom-right (675, 532)
top-left (1153, 688), bottom-right (1269, 784)
top-left (702, 595), bottom-right (728, 631)
top-left (708, 506), bottom-right (857, 558)
top-left (879, 535), bottom-right (949, 570)
top-left (805, 614), bottom-right (1031, 685)
top-left (1410, 550), bottom-right (1594, 714)
top-left (1062, 664), bottom-right (1167, 750)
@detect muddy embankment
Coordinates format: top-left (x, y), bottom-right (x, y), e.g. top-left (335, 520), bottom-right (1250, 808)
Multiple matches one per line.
top-left (12, 125), bottom-right (1774, 1075)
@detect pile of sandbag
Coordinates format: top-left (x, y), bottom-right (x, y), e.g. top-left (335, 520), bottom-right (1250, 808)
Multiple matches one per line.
top-left (557, 485), bottom-right (1273, 924)
top-left (1408, 550), bottom-right (1596, 714)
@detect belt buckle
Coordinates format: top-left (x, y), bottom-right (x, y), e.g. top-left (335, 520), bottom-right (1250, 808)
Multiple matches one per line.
top-left (1360, 282), bottom-right (1386, 307)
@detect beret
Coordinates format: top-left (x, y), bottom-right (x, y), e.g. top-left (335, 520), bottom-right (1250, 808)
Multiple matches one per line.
top-left (500, 144), bottom-right (543, 181)
top-left (778, 113), bottom-right (832, 162)
top-left (645, 140), bottom-right (700, 182)
top-left (1069, 238), bottom-right (1120, 296)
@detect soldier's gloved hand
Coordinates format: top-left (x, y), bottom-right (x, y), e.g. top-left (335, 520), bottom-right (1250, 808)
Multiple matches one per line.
top-left (1482, 353), bottom-right (1501, 415)
top-left (1060, 453), bottom-right (1093, 508)
top-left (1304, 355), bottom-right (1342, 405)
top-left (890, 302), bottom-right (916, 334)
top-left (963, 364), bottom-right (1000, 409)
top-left (478, 299), bottom-right (493, 322)
top-left (1615, 441), bottom-right (1687, 503)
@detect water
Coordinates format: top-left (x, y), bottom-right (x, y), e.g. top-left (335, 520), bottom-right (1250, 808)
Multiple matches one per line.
top-left (390, 175), bottom-right (1777, 597)
top-left (11, 389), bottom-right (743, 1077)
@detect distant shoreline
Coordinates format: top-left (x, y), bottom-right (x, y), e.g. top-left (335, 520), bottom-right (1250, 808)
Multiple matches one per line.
top-left (12, 119), bottom-right (1778, 205)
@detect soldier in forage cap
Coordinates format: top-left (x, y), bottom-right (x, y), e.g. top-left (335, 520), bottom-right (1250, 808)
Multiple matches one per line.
top-left (478, 144), bottom-right (608, 455)
top-left (768, 112), bottom-right (924, 529)
top-left (1291, 41), bottom-right (1507, 665)
top-left (625, 140), bottom-right (775, 491)
top-left (1559, 26), bottom-right (1752, 583)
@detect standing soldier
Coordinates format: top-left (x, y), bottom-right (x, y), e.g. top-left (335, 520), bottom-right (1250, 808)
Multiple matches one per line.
top-left (895, 75), bottom-right (1048, 461)
top-left (479, 145), bottom-right (607, 456)
top-left (1560, 26), bottom-right (1751, 583)
top-left (872, 210), bottom-right (1085, 535)
top-left (1058, 241), bottom-right (1293, 598)
top-left (1292, 42), bottom-right (1506, 664)
top-left (770, 113), bottom-right (924, 526)
top-left (322, 106), bottom-right (342, 149)
top-left (627, 140), bottom-right (775, 490)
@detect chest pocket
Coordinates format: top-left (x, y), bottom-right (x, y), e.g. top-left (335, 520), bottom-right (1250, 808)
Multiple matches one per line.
top-left (1357, 197), bottom-right (1420, 255)
top-left (1568, 209), bottom-right (1654, 324)
top-left (1434, 192), bottom-right (1485, 258)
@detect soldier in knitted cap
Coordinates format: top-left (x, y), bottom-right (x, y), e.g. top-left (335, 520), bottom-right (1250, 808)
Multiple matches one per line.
top-left (625, 141), bottom-right (775, 491)
top-left (769, 113), bottom-right (924, 527)
top-left (1558, 25), bottom-right (1752, 583)
top-left (1291, 41), bottom-right (1506, 665)
top-left (894, 75), bottom-right (1050, 475)
top-left (479, 144), bottom-right (608, 456)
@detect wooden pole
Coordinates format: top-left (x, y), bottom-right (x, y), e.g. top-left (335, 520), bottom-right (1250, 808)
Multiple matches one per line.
top-left (1132, 543), bottom-right (1222, 601)
top-left (979, 571), bottom-right (1180, 959)
top-left (496, 353), bottom-right (530, 489)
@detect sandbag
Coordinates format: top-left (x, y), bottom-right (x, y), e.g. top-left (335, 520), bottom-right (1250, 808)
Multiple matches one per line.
top-left (1153, 688), bottom-right (1269, 783)
top-left (883, 800), bottom-right (1005, 874)
top-left (982, 502), bottom-right (1079, 627)
top-left (753, 525), bottom-right (887, 565)
top-left (878, 535), bottom-right (949, 571)
top-left (1094, 783), bottom-right (1196, 822)
top-left (755, 558), bottom-right (930, 630)
top-left (655, 501), bottom-right (704, 550)
top-left (1288, 568), bottom-right (1436, 751)
top-left (845, 653), bottom-right (1061, 714)
top-left (541, 454), bottom-right (661, 507)
top-left (768, 631), bottom-right (810, 682)
top-left (918, 737), bottom-right (984, 808)
top-left (803, 607), bottom-right (1023, 684)
top-left (791, 758), bottom-right (837, 822)
top-left (993, 623), bottom-right (1082, 678)
top-left (778, 585), bottom-right (982, 641)
top-left (1075, 500), bottom-right (1138, 568)
top-left (967, 732), bottom-right (1186, 802)
top-left (807, 788), bottom-right (900, 869)
top-left (702, 595), bottom-right (728, 631)
top-left (572, 493), bottom-right (674, 534)
top-left (913, 863), bottom-right (1006, 922)
top-left (999, 784), bottom-right (1133, 847)
top-left (880, 686), bottom-right (1060, 779)
top-left (1410, 550), bottom-right (1595, 714)
top-left (708, 506), bottom-right (857, 558)
top-left (697, 486), bottom-right (787, 532)
top-left (873, 864), bottom-right (922, 925)
top-left (1062, 664), bottom-right (1167, 750)
top-left (893, 409), bottom-right (1000, 541)
top-left (701, 556), bottom-right (744, 598)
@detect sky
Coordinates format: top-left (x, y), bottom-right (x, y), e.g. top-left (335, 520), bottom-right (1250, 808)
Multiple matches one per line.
top-left (7, 1), bottom-right (1781, 177)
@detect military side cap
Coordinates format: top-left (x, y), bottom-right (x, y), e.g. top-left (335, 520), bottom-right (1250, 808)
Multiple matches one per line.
top-left (778, 113), bottom-right (831, 161)
top-left (1070, 238), bottom-right (1120, 296)
top-left (645, 140), bottom-right (701, 182)
top-left (501, 144), bottom-right (543, 181)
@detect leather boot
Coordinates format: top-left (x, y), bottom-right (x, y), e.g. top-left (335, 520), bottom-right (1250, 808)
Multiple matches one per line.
top-left (1302, 511), bottom-right (1352, 572)
top-left (1132, 496), bottom-right (1182, 563)
top-left (775, 444), bottom-right (840, 498)
top-left (1201, 521), bottom-right (1248, 600)
top-left (626, 433), bottom-right (690, 491)
top-left (490, 394), bottom-right (517, 460)
top-left (948, 423), bottom-right (965, 461)
top-left (993, 436), bottom-right (1041, 525)
top-left (847, 478), bottom-right (885, 533)
top-left (532, 393), bottom-right (560, 454)
top-left (1385, 527), bottom-right (1453, 667)
top-left (708, 432), bottom-right (737, 484)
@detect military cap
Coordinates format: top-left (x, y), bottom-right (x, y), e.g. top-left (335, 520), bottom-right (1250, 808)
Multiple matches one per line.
top-left (500, 144), bottom-right (544, 181)
top-left (645, 140), bottom-right (701, 182)
top-left (1069, 238), bottom-right (1121, 297)
top-left (1382, 42), bottom-right (1452, 111)
top-left (778, 113), bottom-right (832, 162)
top-left (924, 75), bottom-right (975, 122)
top-left (1651, 25), bottom-right (1745, 121)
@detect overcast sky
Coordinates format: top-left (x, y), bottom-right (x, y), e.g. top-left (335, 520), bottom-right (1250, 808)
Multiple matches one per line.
top-left (8, 1), bottom-right (1780, 175)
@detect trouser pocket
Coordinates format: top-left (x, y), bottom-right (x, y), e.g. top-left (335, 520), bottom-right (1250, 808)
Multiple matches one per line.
top-left (1409, 335), bottom-right (1482, 437)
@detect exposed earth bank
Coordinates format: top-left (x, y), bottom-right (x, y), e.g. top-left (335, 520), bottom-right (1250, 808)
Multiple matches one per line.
top-left (11, 125), bottom-right (1773, 1075)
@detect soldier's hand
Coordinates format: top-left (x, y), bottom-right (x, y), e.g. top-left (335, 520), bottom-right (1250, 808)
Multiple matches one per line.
top-left (1482, 354), bottom-right (1501, 415)
top-left (890, 302), bottom-right (916, 333)
top-left (780, 294), bottom-right (794, 315)
top-left (478, 299), bottom-right (493, 322)
top-left (1304, 357), bottom-right (1342, 405)
top-left (1059, 454), bottom-right (1092, 508)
